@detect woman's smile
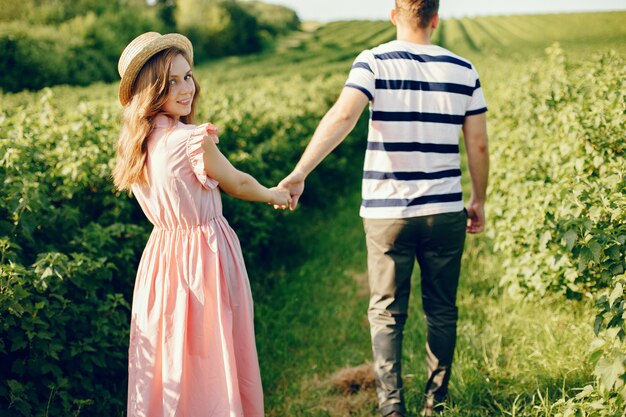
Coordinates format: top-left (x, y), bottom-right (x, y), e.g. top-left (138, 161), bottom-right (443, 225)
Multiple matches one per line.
top-left (162, 53), bottom-right (196, 119)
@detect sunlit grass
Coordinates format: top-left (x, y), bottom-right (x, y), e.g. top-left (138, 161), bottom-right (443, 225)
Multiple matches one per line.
top-left (253, 190), bottom-right (595, 416)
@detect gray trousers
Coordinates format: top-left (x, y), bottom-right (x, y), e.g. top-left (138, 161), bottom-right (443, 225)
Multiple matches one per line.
top-left (363, 211), bottom-right (466, 416)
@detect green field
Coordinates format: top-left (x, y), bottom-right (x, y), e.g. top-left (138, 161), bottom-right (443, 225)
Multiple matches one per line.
top-left (1, 11), bottom-right (625, 417)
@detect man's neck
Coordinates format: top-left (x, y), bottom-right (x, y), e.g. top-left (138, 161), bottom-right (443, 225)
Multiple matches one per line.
top-left (396, 28), bottom-right (432, 45)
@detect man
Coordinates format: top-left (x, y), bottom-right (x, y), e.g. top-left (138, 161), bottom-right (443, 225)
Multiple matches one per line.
top-left (279, 1), bottom-right (489, 415)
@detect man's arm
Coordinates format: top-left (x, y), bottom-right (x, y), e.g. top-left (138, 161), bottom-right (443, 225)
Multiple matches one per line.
top-left (462, 112), bottom-right (489, 233)
top-left (279, 87), bottom-right (369, 210)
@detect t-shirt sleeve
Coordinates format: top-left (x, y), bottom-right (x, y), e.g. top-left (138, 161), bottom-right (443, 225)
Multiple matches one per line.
top-left (186, 123), bottom-right (220, 190)
top-left (466, 66), bottom-right (488, 117)
top-left (344, 50), bottom-right (376, 101)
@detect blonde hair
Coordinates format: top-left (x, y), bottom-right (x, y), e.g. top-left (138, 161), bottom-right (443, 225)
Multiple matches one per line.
top-left (113, 47), bottom-right (200, 190)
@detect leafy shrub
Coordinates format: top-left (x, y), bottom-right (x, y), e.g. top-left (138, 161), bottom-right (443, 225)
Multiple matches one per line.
top-left (488, 45), bottom-right (625, 403)
top-left (0, 8), bottom-right (166, 92)
top-left (176, 0), bottom-right (263, 59)
top-left (244, 1), bottom-right (301, 36)
top-left (0, 91), bottom-right (149, 416)
top-left (0, 0), bottom-right (124, 25)
top-left (0, 23), bottom-right (77, 92)
top-left (60, 9), bottom-right (168, 84)
top-left (1, 1), bottom-right (302, 92)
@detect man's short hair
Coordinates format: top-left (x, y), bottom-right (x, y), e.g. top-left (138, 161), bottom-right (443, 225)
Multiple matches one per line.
top-left (395, 0), bottom-right (439, 29)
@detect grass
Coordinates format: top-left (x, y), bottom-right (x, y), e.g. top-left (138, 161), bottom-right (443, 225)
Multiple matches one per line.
top-left (252, 190), bottom-right (595, 416)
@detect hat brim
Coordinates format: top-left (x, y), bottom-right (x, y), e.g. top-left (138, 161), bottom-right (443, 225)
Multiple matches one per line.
top-left (118, 33), bottom-right (193, 106)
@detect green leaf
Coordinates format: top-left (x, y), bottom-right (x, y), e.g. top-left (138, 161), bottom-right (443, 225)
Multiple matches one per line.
top-left (606, 245), bottom-right (621, 260)
top-left (594, 315), bottom-right (604, 335)
top-left (588, 240), bottom-right (602, 263)
top-left (563, 229), bottom-right (578, 251)
top-left (609, 283), bottom-right (624, 305)
top-left (611, 264), bottom-right (625, 275)
top-left (590, 347), bottom-right (604, 364)
top-left (6, 379), bottom-right (23, 393)
top-left (10, 335), bottom-right (27, 352)
top-left (578, 248), bottom-right (591, 272)
top-left (540, 230), bottom-right (552, 249)
top-left (594, 348), bottom-right (626, 390)
top-left (574, 384), bottom-right (594, 399)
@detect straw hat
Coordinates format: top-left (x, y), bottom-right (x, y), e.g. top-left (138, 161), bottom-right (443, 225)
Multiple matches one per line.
top-left (117, 32), bottom-right (193, 106)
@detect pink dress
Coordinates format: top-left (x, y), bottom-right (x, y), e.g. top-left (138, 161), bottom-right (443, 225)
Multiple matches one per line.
top-left (127, 114), bottom-right (264, 417)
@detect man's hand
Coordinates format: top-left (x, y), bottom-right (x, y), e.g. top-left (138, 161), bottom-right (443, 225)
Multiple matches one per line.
top-left (278, 171), bottom-right (306, 211)
top-left (466, 198), bottom-right (485, 234)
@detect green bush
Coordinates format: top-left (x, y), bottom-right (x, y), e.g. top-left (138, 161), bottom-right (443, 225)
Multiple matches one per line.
top-left (60, 9), bottom-right (168, 83)
top-left (0, 0), bottom-right (148, 25)
top-left (245, 1), bottom-right (301, 36)
top-left (488, 45), bottom-right (626, 403)
top-left (0, 8), bottom-right (166, 92)
top-left (177, 0), bottom-right (263, 59)
top-left (0, 91), bottom-right (149, 416)
top-left (0, 23), bottom-right (77, 92)
top-left (0, 1), bottom-right (302, 92)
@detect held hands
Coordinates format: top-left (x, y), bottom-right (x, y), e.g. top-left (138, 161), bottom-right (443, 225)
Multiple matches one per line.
top-left (268, 170), bottom-right (305, 211)
top-left (277, 171), bottom-right (305, 211)
top-left (268, 187), bottom-right (292, 210)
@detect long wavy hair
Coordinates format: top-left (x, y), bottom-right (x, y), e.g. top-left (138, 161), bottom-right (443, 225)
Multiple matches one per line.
top-left (113, 47), bottom-right (200, 191)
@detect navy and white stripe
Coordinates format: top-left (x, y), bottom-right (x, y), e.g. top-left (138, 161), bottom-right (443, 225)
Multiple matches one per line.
top-left (352, 62), bottom-right (373, 73)
top-left (375, 79), bottom-right (476, 96)
top-left (363, 169), bottom-right (462, 181)
top-left (373, 51), bottom-right (472, 69)
top-left (345, 83), bottom-right (373, 100)
top-left (371, 111), bottom-right (465, 125)
top-left (344, 40), bottom-right (487, 219)
top-left (362, 192), bottom-right (463, 208)
top-left (366, 141), bottom-right (459, 153)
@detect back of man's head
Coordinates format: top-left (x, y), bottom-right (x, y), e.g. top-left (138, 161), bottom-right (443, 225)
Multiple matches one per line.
top-left (395, 0), bottom-right (439, 29)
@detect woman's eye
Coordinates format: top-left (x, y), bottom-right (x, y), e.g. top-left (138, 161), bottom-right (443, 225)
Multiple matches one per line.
top-left (184, 75), bottom-right (192, 81)
top-left (169, 79), bottom-right (176, 85)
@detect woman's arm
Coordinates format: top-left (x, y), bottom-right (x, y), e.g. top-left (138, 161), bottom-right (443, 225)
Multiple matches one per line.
top-left (201, 136), bottom-right (290, 206)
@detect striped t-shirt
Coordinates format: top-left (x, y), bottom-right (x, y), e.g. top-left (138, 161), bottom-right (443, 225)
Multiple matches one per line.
top-left (345, 40), bottom-right (487, 219)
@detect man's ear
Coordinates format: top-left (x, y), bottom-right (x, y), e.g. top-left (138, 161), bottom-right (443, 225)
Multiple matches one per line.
top-left (391, 8), bottom-right (398, 26)
top-left (431, 13), bottom-right (440, 29)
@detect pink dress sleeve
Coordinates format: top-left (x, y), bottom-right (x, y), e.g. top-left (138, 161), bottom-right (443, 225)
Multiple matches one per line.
top-left (186, 123), bottom-right (220, 190)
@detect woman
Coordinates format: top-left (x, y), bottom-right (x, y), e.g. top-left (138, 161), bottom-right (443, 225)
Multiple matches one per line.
top-left (114, 32), bottom-right (289, 416)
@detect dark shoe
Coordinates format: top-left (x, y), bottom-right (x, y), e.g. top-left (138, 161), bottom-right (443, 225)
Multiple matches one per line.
top-left (385, 412), bottom-right (404, 417)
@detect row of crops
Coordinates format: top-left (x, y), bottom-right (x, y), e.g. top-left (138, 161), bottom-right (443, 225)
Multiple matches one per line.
top-left (1, 11), bottom-right (625, 416)
top-left (488, 45), bottom-right (625, 413)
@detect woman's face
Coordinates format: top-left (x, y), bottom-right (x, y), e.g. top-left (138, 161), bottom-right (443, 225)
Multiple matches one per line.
top-left (162, 54), bottom-right (195, 120)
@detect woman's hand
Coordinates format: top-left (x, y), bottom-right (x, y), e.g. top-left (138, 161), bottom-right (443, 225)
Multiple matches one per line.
top-left (269, 187), bottom-right (292, 210)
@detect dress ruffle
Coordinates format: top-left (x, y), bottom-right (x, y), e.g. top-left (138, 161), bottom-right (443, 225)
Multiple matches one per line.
top-left (186, 123), bottom-right (221, 190)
